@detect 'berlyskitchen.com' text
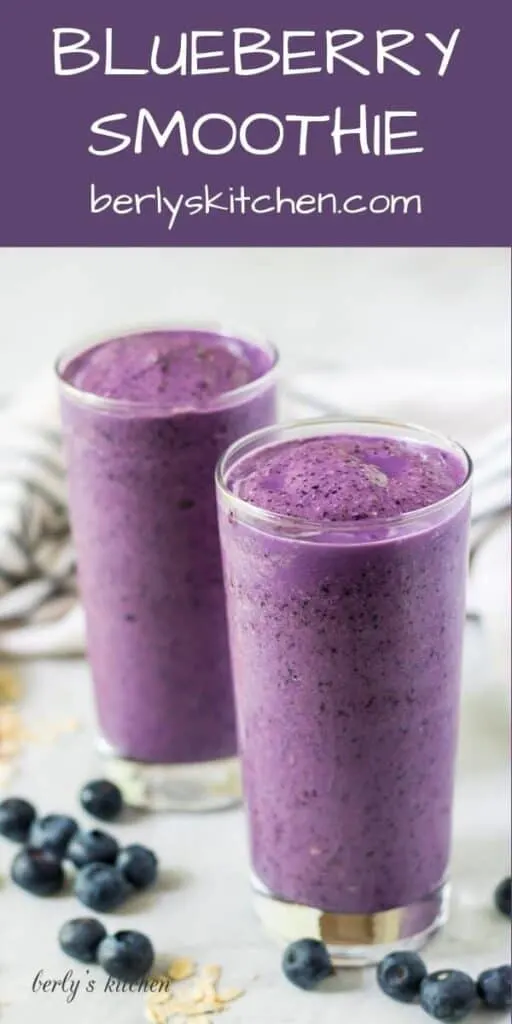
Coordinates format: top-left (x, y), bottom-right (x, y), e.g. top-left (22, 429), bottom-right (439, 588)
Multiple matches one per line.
top-left (90, 184), bottom-right (422, 231)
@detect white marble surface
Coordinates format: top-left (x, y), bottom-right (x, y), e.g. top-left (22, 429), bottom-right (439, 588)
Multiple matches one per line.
top-left (0, 246), bottom-right (510, 1022)
top-left (0, 521), bottom-right (510, 1024)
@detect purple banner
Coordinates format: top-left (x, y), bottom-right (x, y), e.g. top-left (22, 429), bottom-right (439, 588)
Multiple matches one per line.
top-left (0, 0), bottom-right (510, 245)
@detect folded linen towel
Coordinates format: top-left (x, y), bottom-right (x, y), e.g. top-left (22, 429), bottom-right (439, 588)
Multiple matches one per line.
top-left (0, 373), bottom-right (84, 656)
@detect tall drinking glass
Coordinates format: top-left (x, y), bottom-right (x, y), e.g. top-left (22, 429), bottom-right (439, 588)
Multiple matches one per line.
top-left (216, 418), bottom-right (472, 963)
top-left (57, 325), bottom-right (278, 810)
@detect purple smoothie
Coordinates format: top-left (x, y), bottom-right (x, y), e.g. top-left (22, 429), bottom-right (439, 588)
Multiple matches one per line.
top-left (58, 329), bottom-right (277, 764)
top-left (217, 426), bottom-right (471, 914)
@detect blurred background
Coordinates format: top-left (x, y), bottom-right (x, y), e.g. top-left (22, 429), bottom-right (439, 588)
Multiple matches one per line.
top-left (0, 247), bottom-right (509, 388)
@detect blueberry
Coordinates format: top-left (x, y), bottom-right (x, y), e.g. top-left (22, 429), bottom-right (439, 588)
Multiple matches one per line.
top-left (30, 814), bottom-right (78, 858)
top-left (74, 862), bottom-right (130, 912)
top-left (494, 876), bottom-right (511, 918)
top-left (58, 917), bottom-right (107, 964)
top-left (97, 929), bottom-right (154, 982)
top-left (377, 951), bottom-right (427, 1003)
top-left (67, 829), bottom-right (119, 868)
top-left (79, 780), bottom-right (123, 822)
top-left (419, 970), bottom-right (477, 1021)
top-left (282, 938), bottom-right (333, 990)
top-left (11, 846), bottom-right (65, 896)
top-left (0, 797), bottom-right (36, 843)
top-left (116, 844), bottom-right (158, 890)
top-left (477, 964), bottom-right (512, 1011)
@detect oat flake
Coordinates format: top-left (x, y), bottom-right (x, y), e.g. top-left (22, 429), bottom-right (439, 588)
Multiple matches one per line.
top-left (145, 958), bottom-right (245, 1023)
top-left (168, 958), bottom-right (196, 982)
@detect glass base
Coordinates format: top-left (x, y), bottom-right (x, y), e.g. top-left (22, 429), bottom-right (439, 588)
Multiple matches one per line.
top-left (97, 738), bottom-right (242, 811)
top-left (252, 873), bottom-right (449, 967)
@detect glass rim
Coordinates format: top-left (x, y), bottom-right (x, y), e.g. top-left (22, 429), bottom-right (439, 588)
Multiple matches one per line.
top-left (55, 321), bottom-right (279, 415)
top-left (216, 416), bottom-right (473, 534)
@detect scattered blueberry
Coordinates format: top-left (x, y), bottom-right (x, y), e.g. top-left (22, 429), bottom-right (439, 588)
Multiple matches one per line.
top-left (11, 846), bottom-right (65, 896)
top-left (282, 938), bottom-right (333, 990)
top-left (30, 814), bottom-right (78, 858)
top-left (377, 951), bottom-right (427, 1003)
top-left (79, 780), bottom-right (123, 822)
top-left (494, 876), bottom-right (511, 918)
top-left (419, 970), bottom-right (477, 1021)
top-left (97, 929), bottom-right (154, 983)
top-left (477, 964), bottom-right (512, 1011)
top-left (58, 917), bottom-right (107, 964)
top-left (116, 844), bottom-right (158, 890)
top-left (67, 829), bottom-right (119, 868)
top-left (0, 797), bottom-right (36, 843)
top-left (74, 862), bottom-right (130, 912)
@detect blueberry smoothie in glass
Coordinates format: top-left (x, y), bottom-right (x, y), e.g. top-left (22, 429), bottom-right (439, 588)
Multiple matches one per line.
top-left (57, 327), bottom-right (278, 810)
top-left (216, 419), bottom-right (472, 962)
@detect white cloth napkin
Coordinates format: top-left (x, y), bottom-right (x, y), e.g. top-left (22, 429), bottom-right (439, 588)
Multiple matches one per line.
top-left (0, 369), bottom-right (509, 658)
top-left (0, 373), bottom-right (85, 657)
top-left (285, 368), bottom-right (509, 446)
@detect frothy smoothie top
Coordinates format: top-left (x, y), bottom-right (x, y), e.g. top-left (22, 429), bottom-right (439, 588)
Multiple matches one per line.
top-left (227, 434), bottom-right (467, 522)
top-left (62, 331), bottom-right (273, 406)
